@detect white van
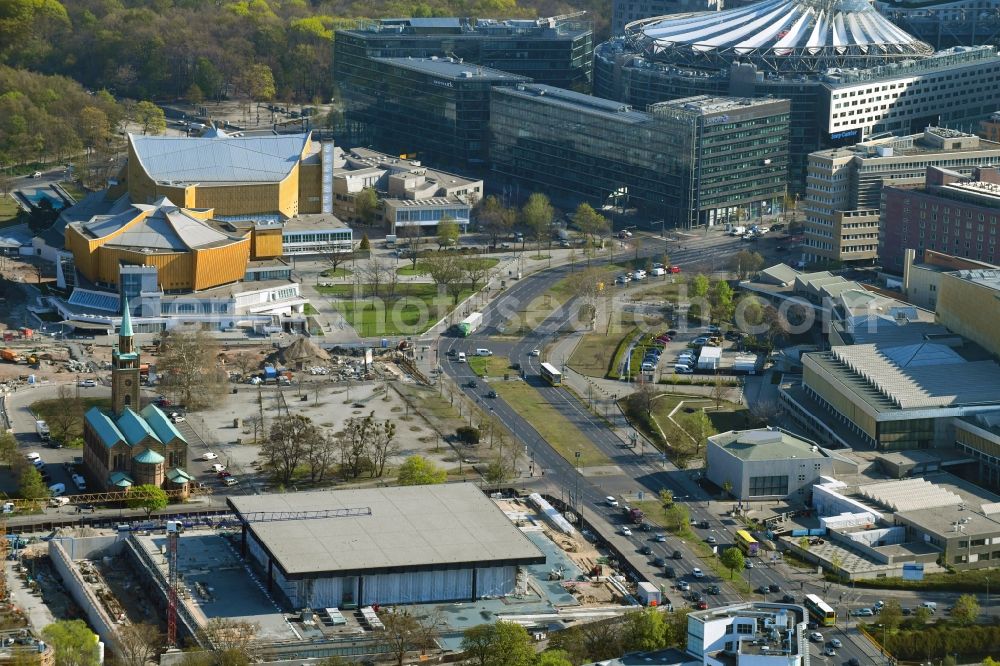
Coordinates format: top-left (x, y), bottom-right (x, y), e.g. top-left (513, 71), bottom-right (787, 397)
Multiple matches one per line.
top-left (606, 496), bottom-right (619, 507)
top-left (920, 601), bottom-right (937, 612)
top-left (457, 352), bottom-right (467, 363)
top-left (223, 477), bottom-right (239, 487)
top-left (650, 267), bottom-right (666, 277)
top-left (48, 483), bottom-right (66, 497)
top-left (475, 349), bottom-right (493, 357)
top-left (632, 269), bottom-right (647, 280)
top-left (48, 497), bottom-right (69, 508)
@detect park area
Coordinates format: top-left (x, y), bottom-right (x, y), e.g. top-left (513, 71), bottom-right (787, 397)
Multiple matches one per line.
top-left (317, 283), bottom-right (473, 336)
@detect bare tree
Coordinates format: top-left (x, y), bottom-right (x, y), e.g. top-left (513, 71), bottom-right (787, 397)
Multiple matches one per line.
top-left (245, 415), bottom-right (264, 445)
top-left (361, 258), bottom-right (391, 299)
top-left (157, 329), bottom-right (226, 410)
top-left (367, 416), bottom-right (398, 478)
top-left (748, 399), bottom-right (785, 424)
top-left (397, 223), bottom-right (424, 270)
top-left (47, 385), bottom-right (83, 444)
top-left (303, 432), bottom-right (338, 484)
top-left (710, 375), bottom-right (728, 409)
top-left (627, 383), bottom-right (659, 418)
top-left (378, 608), bottom-right (440, 666)
top-left (422, 254), bottom-right (465, 305)
top-left (462, 257), bottom-right (495, 292)
top-left (197, 618), bottom-right (260, 666)
top-left (233, 352), bottom-right (257, 378)
top-left (337, 416), bottom-right (372, 479)
top-left (114, 623), bottom-right (161, 666)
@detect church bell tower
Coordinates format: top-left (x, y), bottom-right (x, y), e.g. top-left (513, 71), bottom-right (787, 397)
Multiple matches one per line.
top-left (111, 297), bottom-right (141, 415)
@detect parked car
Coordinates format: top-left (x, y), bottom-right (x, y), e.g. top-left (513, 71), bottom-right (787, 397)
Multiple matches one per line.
top-left (201, 452), bottom-right (219, 461)
top-left (48, 483), bottom-right (65, 497)
top-left (669, 266), bottom-right (681, 273)
top-left (71, 474), bottom-right (86, 491)
top-left (210, 463), bottom-right (226, 472)
top-left (692, 337), bottom-right (709, 346)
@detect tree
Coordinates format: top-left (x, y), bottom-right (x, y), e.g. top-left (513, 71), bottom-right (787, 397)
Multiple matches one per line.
top-left (261, 414), bottom-right (319, 484)
top-left (366, 413), bottom-right (397, 478)
top-left (397, 223), bottom-right (424, 269)
top-left (437, 215), bottom-right (459, 249)
top-left (710, 375), bottom-right (728, 409)
top-left (48, 385), bottom-right (84, 444)
top-left (19, 465), bottom-right (47, 500)
top-left (423, 254), bottom-right (465, 305)
top-left (738, 294), bottom-right (766, 331)
top-left (627, 383), bottom-right (659, 417)
top-left (115, 623), bottom-right (161, 666)
top-left (522, 193), bottom-right (554, 251)
top-left (0, 431), bottom-right (16, 465)
top-left (361, 257), bottom-right (391, 299)
top-left (662, 502), bottom-right (689, 533)
top-left (355, 188), bottom-right (378, 226)
top-left (730, 250), bottom-right (766, 280)
top-left (127, 484), bottom-right (168, 518)
top-left (79, 106), bottom-right (109, 152)
top-left (475, 196), bottom-right (515, 247)
top-left (134, 101), bottom-right (166, 135)
top-left (197, 619), bottom-right (259, 666)
top-left (537, 650), bottom-right (574, 666)
top-left (720, 547), bottom-right (745, 578)
top-left (880, 599), bottom-right (903, 632)
top-left (913, 606), bottom-right (933, 625)
top-left (186, 83), bottom-right (205, 105)
top-left (358, 233), bottom-right (371, 251)
top-left (621, 608), bottom-right (668, 651)
top-left (951, 593), bottom-right (980, 625)
top-left (658, 488), bottom-right (674, 509)
top-left (157, 329), bottom-right (226, 410)
top-left (397, 455), bottom-right (447, 485)
top-left (690, 273), bottom-right (710, 298)
top-left (233, 352), bottom-right (257, 378)
top-left (42, 620), bottom-right (100, 666)
top-left (710, 280), bottom-right (735, 324)
top-left (462, 257), bottom-right (495, 292)
top-left (303, 431), bottom-right (337, 484)
top-left (379, 608), bottom-right (439, 666)
top-left (545, 627), bottom-right (589, 665)
top-left (666, 608), bottom-right (690, 647)
top-left (572, 202), bottom-right (609, 255)
top-left (241, 63), bottom-right (276, 107)
top-left (461, 621), bottom-right (535, 666)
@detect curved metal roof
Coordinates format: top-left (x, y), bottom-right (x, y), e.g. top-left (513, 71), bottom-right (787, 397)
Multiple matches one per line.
top-left (626, 0), bottom-right (933, 72)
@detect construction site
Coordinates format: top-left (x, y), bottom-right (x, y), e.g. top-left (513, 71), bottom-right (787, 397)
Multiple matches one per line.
top-left (24, 487), bottom-right (653, 660)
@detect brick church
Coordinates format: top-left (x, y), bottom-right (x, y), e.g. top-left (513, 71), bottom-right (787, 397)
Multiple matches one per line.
top-left (82, 299), bottom-right (192, 492)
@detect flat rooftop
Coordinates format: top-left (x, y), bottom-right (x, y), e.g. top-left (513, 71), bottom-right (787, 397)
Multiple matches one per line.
top-left (281, 213), bottom-right (350, 231)
top-left (228, 485), bottom-right (546, 578)
top-left (655, 95), bottom-right (788, 115)
top-left (494, 84), bottom-right (654, 124)
top-left (951, 268), bottom-right (1000, 291)
top-left (339, 147), bottom-right (481, 186)
top-left (896, 504), bottom-right (1000, 538)
top-left (373, 56), bottom-right (530, 82)
top-left (710, 428), bottom-right (827, 462)
top-left (814, 128), bottom-right (1000, 160)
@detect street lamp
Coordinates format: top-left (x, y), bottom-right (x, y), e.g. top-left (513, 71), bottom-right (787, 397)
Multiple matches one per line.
top-left (574, 451), bottom-right (581, 510)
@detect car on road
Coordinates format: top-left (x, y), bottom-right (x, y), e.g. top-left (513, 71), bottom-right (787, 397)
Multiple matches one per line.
top-left (851, 608), bottom-right (874, 617)
top-left (696, 600), bottom-right (709, 610)
top-left (639, 545), bottom-right (652, 556)
top-left (823, 647), bottom-right (836, 657)
top-left (677, 581), bottom-right (690, 591)
top-left (692, 568), bottom-right (704, 578)
top-left (745, 560), bottom-right (753, 568)
top-left (672, 550), bottom-right (682, 559)
top-left (210, 463), bottom-right (226, 472)
top-left (217, 470), bottom-right (232, 479)
top-left (529, 349), bottom-right (540, 356)
top-left (705, 536), bottom-right (717, 544)
top-left (829, 639), bottom-right (842, 649)
top-left (669, 265), bottom-right (682, 274)
top-left (706, 585), bottom-right (720, 595)
top-left (606, 496), bottom-right (619, 508)
top-left (621, 527), bottom-right (632, 536)
top-left (781, 594), bottom-right (796, 604)
top-left (446, 349), bottom-right (457, 357)
top-left (486, 390), bottom-right (498, 399)
top-left (32, 171), bottom-right (42, 178)
top-left (768, 584), bottom-right (781, 593)
top-left (847, 659), bottom-right (860, 666)
top-left (650, 533), bottom-right (665, 543)
top-left (809, 632), bottom-right (823, 642)
top-left (664, 566), bottom-right (676, 578)
top-left (653, 557), bottom-right (666, 567)
top-left (223, 476), bottom-right (238, 486)
top-left (201, 452), bottom-right (218, 461)
top-left (465, 380), bottom-right (478, 389)
top-left (77, 379), bottom-right (97, 387)
top-left (757, 585), bottom-right (769, 594)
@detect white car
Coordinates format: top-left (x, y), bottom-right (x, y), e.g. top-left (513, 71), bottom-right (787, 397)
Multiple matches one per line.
top-left (25, 452), bottom-right (40, 462)
top-left (809, 632), bottom-right (823, 642)
top-left (678, 581), bottom-right (690, 591)
top-left (621, 527), bottom-right (632, 536)
top-left (529, 349), bottom-right (540, 357)
top-left (692, 568), bottom-right (704, 578)
top-left (210, 463), bottom-right (226, 473)
top-left (823, 647), bottom-right (836, 657)
top-left (606, 496), bottom-right (619, 507)
top-left (200, 452), bottom-right (219, 461)
top-left (745, 560), bottom-right (754, 568)
top-left (830, 639), bottom-right (842, 649)
top-left (171, 413), bottom-right (185, 423)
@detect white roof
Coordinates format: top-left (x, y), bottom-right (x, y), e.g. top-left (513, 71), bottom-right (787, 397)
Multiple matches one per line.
top-left (629, 0), bottom-right (931, 67)
top-left (129, 133), bottom-right (309, 184)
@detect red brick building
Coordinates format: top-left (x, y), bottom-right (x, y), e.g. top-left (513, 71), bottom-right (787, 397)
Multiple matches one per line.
top-left (880, 166), bottom-right (1000, 273)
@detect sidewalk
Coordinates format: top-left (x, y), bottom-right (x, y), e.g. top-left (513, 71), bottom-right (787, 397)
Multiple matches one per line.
top-left (6, 557), bottom-right (55, 631)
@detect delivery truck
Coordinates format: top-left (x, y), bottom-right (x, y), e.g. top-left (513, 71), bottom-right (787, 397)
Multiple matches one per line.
top-left (457, 312), bottom-right (483, 337)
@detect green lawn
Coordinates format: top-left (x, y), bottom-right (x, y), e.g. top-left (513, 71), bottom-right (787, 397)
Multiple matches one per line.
top-left (57, 179), bottom-right (88, 202)
top-left (492, 381), bottom-right (610, 467)
top-left (317, 283), bottom-right (472, 336)
top-left (0, 196), bottom-right (20, 224)
top-left (397, 257), bottom-right (499, 277)
top-left (467, 356), bottom-right (511, 378)
top-left (303, 303), bottom-right (319, 315)
top-left (32, 397), bottom-right (111, 443)
top-left (319, 267), bottom-right (352, 278)
top-left (568, 331), bottom-right (624, 378)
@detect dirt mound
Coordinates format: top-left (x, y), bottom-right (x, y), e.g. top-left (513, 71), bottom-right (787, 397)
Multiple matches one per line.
top-left (270, 336), bottom-right (330, 368)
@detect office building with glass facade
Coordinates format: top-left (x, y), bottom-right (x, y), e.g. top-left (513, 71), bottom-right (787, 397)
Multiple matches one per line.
top-left (338, 56), bottom-right (529, 175)
top-left (490, 85), bottom-right (789, 228)
top-left (334, 16), bottom-right (593, 92)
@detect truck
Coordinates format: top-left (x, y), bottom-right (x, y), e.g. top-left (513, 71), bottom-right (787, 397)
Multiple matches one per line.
top-left (728, 225), bottom-right (746, 236)
top-left (263, 365), bottom-right (278, 382)
top-left (732, 355), bottom-right (759, 374)
top-left (627, 507), bottom-right (645, 525)
top-left (457, 312), bottom-right (483, 337)
top-left (697, 346), bottom-right (722, 371)
top-left (0, 349), bottom-right (20, 363)
top-left (637, 581), bottom-right (661, 607)
top-left (35, 420), bottom-right (50, 441)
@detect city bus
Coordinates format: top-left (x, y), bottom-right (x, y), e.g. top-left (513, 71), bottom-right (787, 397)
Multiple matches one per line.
top-left (803, 594), bottom-right (837, 626)
top-left (540, 362), bottom-right (562, 386)
top-left (735, 529), bottom-right (760, 557)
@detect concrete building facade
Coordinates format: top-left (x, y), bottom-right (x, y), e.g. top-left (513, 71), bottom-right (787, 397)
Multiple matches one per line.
top-left (706, 428), bottom-right (834, 501)
top-left (901, 248), bottom-right (998, 310)
top-left (803, 128), bottom-right (1000, 263)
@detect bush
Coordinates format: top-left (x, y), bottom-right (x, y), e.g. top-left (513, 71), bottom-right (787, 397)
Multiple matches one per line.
top-left (456, 426), bottom-right (481, 445)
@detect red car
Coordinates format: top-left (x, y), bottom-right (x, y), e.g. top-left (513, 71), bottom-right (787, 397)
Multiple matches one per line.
top-left (669, 265), bottom-right (682, 274)
top-left (217, 470), bottom-right (232, 479)
top-left (697, 600), bottom-right (709, 610)
top-left (656, 335), bottom-right (672, 343)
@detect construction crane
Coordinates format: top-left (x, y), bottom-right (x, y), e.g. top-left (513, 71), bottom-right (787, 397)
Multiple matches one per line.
top-left (164, 507), bottom-right (372, 647)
